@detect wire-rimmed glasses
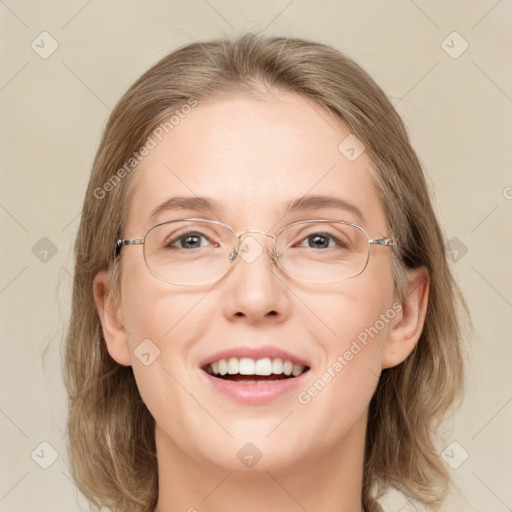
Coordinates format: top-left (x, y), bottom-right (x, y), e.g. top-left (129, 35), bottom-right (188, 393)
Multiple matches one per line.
top-left (114, 218), bottom-right (396, 285)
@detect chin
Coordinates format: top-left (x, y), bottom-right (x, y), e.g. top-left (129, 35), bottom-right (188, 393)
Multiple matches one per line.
top-left (201, 433), bottom-right (306, 473)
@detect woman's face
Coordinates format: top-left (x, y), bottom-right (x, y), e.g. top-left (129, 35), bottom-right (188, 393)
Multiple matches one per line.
top-left (100, 91), bottom-right (407, 472)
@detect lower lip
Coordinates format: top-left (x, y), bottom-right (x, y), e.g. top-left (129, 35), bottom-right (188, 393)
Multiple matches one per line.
top-left (200, 368), bottom-right (311, 405)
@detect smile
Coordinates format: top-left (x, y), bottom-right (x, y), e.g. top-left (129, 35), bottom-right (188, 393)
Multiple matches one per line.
top-left (203, 356), bottom-right (309, 382)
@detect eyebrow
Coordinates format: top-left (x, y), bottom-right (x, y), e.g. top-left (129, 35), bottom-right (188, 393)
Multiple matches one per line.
top-left (148, 194), bottom-right (365, 224)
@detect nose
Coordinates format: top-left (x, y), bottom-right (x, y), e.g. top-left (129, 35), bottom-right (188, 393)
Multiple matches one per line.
top-left (221, 231), bottom-right (290, 323)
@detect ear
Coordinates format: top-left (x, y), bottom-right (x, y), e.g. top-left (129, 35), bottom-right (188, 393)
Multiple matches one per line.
top-left (382, 266), bottom-right (430, 369)
top-left (92, 269), bottom-right (131, 366)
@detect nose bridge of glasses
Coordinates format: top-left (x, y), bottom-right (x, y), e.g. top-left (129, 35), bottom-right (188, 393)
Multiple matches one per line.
top-left (231, 228), bottom-right (278, 263)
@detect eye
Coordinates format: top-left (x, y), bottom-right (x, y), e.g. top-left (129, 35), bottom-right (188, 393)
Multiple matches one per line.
top-left (165, 231), bottom-right (214, 250)
top-left (296, 232), bottom-right (349, 250)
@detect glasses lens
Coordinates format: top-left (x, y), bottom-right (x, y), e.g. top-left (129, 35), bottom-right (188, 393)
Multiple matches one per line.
top-left (275, 220), bottom-right (369, 283)
top-left (142, 219), bottom-right (370, 285)
top-left (144, 220), bottom-right (236, 285)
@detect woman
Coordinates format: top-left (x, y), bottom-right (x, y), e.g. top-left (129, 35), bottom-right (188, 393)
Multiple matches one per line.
top-left (63, 32), bottom-right (470, 512)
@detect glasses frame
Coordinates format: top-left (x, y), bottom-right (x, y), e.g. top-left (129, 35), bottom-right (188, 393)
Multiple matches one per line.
top-left (114, 217), bottom-right (396, 285)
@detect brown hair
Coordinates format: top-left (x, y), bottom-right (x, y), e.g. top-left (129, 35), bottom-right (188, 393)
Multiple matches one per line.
top-left (63, 32), bottom-right (470, 512)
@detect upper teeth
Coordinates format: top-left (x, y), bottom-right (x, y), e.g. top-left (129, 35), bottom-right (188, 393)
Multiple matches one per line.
top-left (206, 357), bottom-right (306, 377)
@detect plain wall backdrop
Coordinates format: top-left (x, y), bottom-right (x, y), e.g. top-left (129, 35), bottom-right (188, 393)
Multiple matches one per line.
top-left (1, 1), bottom-right (511, 510)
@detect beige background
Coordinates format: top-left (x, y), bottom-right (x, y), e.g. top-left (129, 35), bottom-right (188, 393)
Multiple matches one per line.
top-left (1, 1), bottom-right (511, 511)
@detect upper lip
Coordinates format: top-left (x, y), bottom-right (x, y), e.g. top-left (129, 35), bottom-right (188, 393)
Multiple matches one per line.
top-left (199, 345), bottom-right (311, 369)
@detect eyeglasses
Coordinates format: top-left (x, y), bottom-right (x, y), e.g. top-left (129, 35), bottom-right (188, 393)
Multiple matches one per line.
top-left (114, 218), bottom-right (396, 286)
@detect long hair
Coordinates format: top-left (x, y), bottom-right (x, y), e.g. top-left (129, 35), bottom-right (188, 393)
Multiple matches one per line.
top-left (63, 32), bottom-right (470, 512)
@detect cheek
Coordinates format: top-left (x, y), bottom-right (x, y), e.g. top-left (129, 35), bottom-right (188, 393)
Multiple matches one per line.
top-left (294, 285), bottom-right (393, 439)
top-left (120, 254), bottom-right (202, 341)
top-left (289, 298), bottom-right (391, 453)
top-left (119, 263), bottom-right (219, 396)
top-left (315, 275), bottom-right (393, 348)
top-left (118, 278), bottom-right (209, 424)
top-left (301, 270), bottom-right (395, 396)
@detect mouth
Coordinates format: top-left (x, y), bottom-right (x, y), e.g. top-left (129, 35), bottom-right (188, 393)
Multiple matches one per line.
top-left (202, 357), bottom-right (311, 383)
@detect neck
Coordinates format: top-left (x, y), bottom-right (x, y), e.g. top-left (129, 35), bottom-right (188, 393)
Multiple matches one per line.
top-left (153, 412), bottom-right (368, 512)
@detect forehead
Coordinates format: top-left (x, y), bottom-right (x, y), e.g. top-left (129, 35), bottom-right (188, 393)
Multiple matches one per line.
top-left (124, 92), bottom-right (387, 234)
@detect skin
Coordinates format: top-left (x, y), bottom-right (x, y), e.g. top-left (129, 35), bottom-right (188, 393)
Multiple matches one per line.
top-left (94, 91), bottom-right (429, 512)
